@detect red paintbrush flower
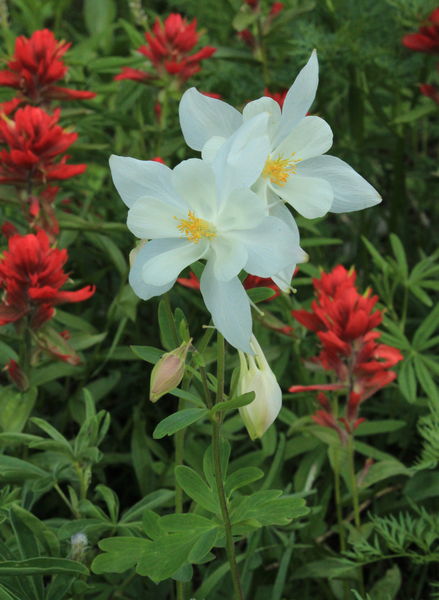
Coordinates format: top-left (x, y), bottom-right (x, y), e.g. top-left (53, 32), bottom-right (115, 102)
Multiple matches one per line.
top-left (0, 230), bottom-right (95, 330)
top-left (402, 8), bottom-right (439, 54)
top-left (289, 265), bottom-right (402, 405)
top-left (115, 13), bottom-right (216, 85)
top-left (0, 29), bottom-right (96, 104)
top-left (420, 82), bottom-right (439, 104)
top-left (0, 106), bottom-right (86, 185)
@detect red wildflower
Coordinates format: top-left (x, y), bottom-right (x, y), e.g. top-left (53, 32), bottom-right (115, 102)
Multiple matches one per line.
top-left (420, 82), bottom-right (439, 104)
top-left (0, 29), bottom-right (96, 104)
top-left (264, 88), bottom-right (288, 108)
top-left (115, 13), bottom-right (216, 85)
top-left (269, 2), bottom-right (284, 16)
top-left (0, 230), bottom-right (95, 330)
top-left (290, 265), bottom-right (403, 403)
top-left (402, 8), bottom-right (439, 54)
top-left (238, 29), bottom-right (256, 48)
top-left (0, 106), bottom-right (86, 185)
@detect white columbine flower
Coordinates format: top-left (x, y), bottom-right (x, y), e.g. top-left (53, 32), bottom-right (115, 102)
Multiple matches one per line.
top-left (179, 50), bottom-right (382, 220)
top-left (109, 115), bottom-right (307, 353)
top-left (238, 335), bottom-right (282, 440)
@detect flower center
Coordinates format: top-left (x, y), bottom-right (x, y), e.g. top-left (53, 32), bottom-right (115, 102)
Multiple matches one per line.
top-left (262, 154), bottom-right (301, 186)
top-left (176, 210), bottom-right (216, 244)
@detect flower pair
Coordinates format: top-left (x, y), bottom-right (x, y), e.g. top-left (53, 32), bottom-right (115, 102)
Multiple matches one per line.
top-left (110, 51), bottom-right (381, 353)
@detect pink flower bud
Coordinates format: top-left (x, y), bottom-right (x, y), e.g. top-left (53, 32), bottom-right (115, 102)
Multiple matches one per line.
top-left (149, 340), bottom-right (192, 402)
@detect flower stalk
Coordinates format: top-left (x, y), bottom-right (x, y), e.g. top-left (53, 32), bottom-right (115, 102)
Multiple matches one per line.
top-left (212, 333), bottom-right (244, 600)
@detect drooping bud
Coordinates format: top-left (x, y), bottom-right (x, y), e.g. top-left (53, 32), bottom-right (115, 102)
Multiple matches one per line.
top-left (237, 336), bottom-right (282, 440)
top-left (5, 359), bottom-right (29, 391)
top-left (149, 339), bottom-right (192, 402)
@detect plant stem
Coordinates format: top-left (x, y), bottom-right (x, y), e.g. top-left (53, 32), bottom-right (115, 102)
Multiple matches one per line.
top-left (212, 333), bottom-right (244, 600)
top-left (347, 435), bottom-right (361, 529)
top-left (162, 292), bottom-right (179, 346)
top-left (333, 446), bottom-right (346, 552)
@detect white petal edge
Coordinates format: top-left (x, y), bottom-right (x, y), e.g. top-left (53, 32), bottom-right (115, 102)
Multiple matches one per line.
top-left (200, 261), bottom-right (253, 353)
top-left (274, 174), bottom-right (334, 219)
top-left (172, 159), bottom-right (217, 221)
top-left (275, 116), bottom-right (333, 162)
top-left (179, 88), bottom-right (242, 151)
top-left (274, 50), bottom-right (319, 147)
top-left (297, 154), bottom-right (382, 213)
top-left (212, 112), bottom-right (271, 204)
top-left (142, 239), bottom-right (208, 287)
top-left (109, 155), bottom-right (177, 208)
top-left (129, 241), bottom-right (176, 300)
top-left (127, 196), bottom-right (185, 240)
top-left (243, 96), bottom-right (282, 143)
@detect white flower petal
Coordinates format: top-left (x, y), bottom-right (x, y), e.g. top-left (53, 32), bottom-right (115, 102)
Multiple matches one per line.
top-left (142, 239), bottom-right (208, 287)
top-left (212, 113), bottom-right (271, 203)
top-left (172, 159), bottom-right (217, 220)
top-left (200, 262), bottom-right (252, 353)
top-left (201, 136), bottom-right (226, 162)
top-left (297, 155), bottom-right (382, 213)
top-left (275, 174), bottom-right (333, 219)
top-left (269, 202), bottom-right (307, 290)
top-left (179, 88), bottom-right (243, 151)
top-left (240, 216), bottom-right (301, 277)
top-left (210, 235), bottom-right (248, 281)
top-left (274, 50), bottom-right (319, 147)
top-left (129, 241), bottom-right (177, 300)
top-left (109, 155), bottom-right (177, 208)
top-left (275, 116), bottom-right (333, 162)
top-left (243, 97), bottom-right (282, 142)
top-left (217, 188), bottom-right (266, 232)
top-left (127, 197), bottom-right (185, 240)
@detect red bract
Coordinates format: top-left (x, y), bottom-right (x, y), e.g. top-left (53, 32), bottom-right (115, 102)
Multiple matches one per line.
top-left (289, 265), bottom-right (403, 403)
top-left (420, 83), bottom-right (439, 104)
top-left (0, 230), bottom-right (95, 330)
top-left (0, 29), bottom-right (96, 104)
top-left (0, 106), bottom-right (86, 185)
top-left (115, 13), bottom-right (216, 85)
top-left (402, 8), bottom-right (439, 54)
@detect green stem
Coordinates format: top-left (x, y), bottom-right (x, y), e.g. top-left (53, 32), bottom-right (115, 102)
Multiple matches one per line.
top-left (162, 292), bottom-right (179, 346)
top-left (54, 483), bottom-right (80, 519)
top-left (333, 446), bottom-right (346, 552)
top-left (347, 435), bottom-right (361, 529)
top-left (212, 333), bottom-right (244, 600)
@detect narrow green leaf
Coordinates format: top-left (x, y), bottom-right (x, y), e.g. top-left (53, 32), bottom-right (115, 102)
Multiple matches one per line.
top-left (0, 558), bottom-right (88, 576)
top-left (211, 392), bottom-right (255, 416)
top-left (246, 287), bottom-right (276, 303)
top-left (362, 236), bottom-right (389, 271)
top-left (414, 357), bottom-right (439, 401)
top-left (130, 345), bottom-right (163, 364)
top-left (413, 304), bottom-right (439, 349)
top-left (225, 467), bottom-right (264, 497)
top-left (175, 466), bottom-right (218, 513)
top-left (390, 234), bottom-right (408, 279)
top-left (153, 408), bottom-right (208, 439)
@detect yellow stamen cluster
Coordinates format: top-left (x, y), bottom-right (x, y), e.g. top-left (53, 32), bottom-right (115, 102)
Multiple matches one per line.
top-left (175, 210), bottom-right (216, 244)
top-left (262, 154), bottom-right (300, 187)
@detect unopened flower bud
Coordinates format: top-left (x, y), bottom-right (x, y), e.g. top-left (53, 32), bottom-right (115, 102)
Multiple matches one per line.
top-left (70, 532), bottom-right (88, 561)
top-left (150, 340), bottom-right (192, 402)
top-left (5, 359), bottom-right (29, 391)
top-left (238, 336), bottom-right (282, 440)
